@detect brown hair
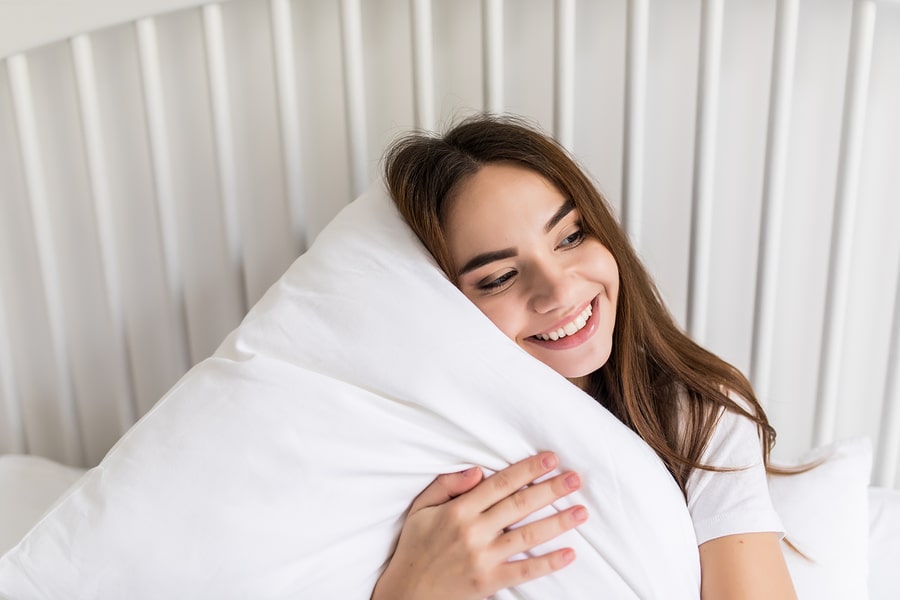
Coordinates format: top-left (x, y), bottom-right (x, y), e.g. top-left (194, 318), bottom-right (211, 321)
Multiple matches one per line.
top-left (383, 113), bottom-right (775, 495)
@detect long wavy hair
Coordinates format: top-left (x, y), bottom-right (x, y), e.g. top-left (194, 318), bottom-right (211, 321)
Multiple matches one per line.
top-left (383, 113), bottom-right (775, 495)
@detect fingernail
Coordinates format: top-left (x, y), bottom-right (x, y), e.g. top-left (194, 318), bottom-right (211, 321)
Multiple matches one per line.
top-left (462, 467), bottom-right (479, 477)
top-left (572, 507), bottom-right (588, 522)
top-left (541, 453), bottom-right (557, 470)
top-left (564, 473), bottom-right (580, 490)
top-left (562, 549), bottom-right (575, 563)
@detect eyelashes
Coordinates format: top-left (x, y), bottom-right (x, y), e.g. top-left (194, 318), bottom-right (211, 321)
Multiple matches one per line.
top-left (478, 270), bottom-right (516, 291)
top-left (475, 227), bottom-right (586, 293)
top-left (559, 229), bottom-right (585, 248)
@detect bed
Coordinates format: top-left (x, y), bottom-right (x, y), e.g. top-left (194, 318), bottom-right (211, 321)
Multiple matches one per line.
top-left (0, 0), bottom-right (898, 597)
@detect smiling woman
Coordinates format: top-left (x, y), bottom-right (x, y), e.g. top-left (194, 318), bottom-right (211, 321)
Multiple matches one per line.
top-left (376, 114), bottom-right (798, 600)
top-left (446, 163), bottom-right (618, 382)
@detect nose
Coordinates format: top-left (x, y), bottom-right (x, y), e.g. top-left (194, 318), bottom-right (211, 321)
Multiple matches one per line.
top-left (528, 260), bottom-right (576, 315)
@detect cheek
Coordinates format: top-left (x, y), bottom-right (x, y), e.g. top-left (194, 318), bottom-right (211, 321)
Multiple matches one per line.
top-left (599, 247), bottom-right (620, 299)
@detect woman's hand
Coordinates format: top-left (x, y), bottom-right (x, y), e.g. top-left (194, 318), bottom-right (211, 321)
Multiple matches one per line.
top-left (371, 452), bottom-right (588, 600)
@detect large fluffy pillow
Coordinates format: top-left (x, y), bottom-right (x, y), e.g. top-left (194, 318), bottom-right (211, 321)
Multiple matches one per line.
top-left (0, 455), bottom-right (84, 557)
top-left (0, 183), bottom-right (700, 599)
top-left (868, 485), bottom-right (900, 599)
top-left (768, 438), bottom-right (872, 599)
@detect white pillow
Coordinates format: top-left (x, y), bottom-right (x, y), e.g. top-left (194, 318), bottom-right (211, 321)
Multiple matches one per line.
top-left (868, 485), bottom-right (900, 600)
top-left (0, 183), bottom-right (701, 599)
top-left (768, 438), bottom-right (872, 600)
top-left (0, 455), bottom-right (85, 556)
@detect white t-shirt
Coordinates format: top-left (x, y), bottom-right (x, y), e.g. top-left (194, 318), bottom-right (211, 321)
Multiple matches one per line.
top-left (684, 400), bottom-right (783, 546)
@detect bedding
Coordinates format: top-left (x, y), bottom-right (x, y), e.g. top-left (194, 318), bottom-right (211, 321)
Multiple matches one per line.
top-left (4, 442), bottom-right (898, 598)
top-left (0, 456), bottom-right (84, 557)
top-left (0, 182), bottom-right (701, 599)
top-left (868, 485), bottom-right (900, 600)
top-left (768, 438), bottom-right (872, 599)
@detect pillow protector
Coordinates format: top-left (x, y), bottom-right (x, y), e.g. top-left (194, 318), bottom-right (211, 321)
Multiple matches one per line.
top-left (768, 438), bottom-right (872, 600)
top-left (868, 485), bottom-right (900, 599)
top-left (0, 455), bottom-right (85, 557)
top-left (0, 182), bottom-right (699, 599)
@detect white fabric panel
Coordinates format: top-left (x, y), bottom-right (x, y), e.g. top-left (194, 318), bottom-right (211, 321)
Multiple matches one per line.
top-left (0, 0), bottom-right (896, 491)
top-left (202, 4), bottom-right (249, 312)
top-left (70, 33), bottom-right (139, 436)
top-left (432, 0), bottom-right (483, 118)
top-left (221, 0), bottom-right (299, 303)
top-left (814, 0), bottom-right (878, 448)
top-left (835, 3), bottom-right (900, 469)
top-left (762, 0), bottom-right (848, 458)
top-left (339, 0), bottom-right (368, 197)
top-left (84, 24), bottom-right (190, 417)
top-left (410, 0), bottom-right (436, 130)
top-left (146, 10), bottom-right (246, 365)
top-left (553, 0), bottom-right (576, 149)
top-left (621, 0), bottom-right (647, 248)
top-left (638, 0), bottom-right (698, 328)
top-left (687, 0), bottom-right (724, 346)
top-left (8, 52), bottom-right (84, 466)
top-left (750, 0), bottom-right (800, 404)
top-left (269, 0), bottom-right (307, 252)
top-left (481, 0), bottom-right (504, 112)
top-left (0, 288), bottom-right (25, 455)
top-left (0, 0), bottom-right (226, 58)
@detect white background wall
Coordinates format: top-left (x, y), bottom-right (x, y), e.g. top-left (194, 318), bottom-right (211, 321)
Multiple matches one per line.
top-left (0, 0), bottom-right (898, 485)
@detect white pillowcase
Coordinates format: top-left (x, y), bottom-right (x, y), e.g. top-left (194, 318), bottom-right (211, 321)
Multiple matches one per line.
top-left (868, 485), bottom-right (900, 600)
top-left (0, 455), bottom-right (84, 557)
top-left (768, 438), bottom-right (872, 600)
top-left (0, 183), bottom-right (701, 599)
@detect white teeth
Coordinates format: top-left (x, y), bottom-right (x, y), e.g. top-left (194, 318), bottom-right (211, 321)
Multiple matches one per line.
top-left (536, 303), bottom-right (593, 341)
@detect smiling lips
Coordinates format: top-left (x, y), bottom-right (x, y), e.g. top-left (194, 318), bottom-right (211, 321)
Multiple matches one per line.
top-left (533, 303), bottom-right (593, 341)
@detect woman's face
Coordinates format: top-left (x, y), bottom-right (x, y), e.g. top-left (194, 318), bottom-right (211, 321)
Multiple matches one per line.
top-left (445, 163), bottom-right (619, 384)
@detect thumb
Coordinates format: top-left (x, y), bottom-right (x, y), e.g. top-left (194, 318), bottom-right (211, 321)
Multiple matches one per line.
top-left (409, 467), bottom-right (484, 514)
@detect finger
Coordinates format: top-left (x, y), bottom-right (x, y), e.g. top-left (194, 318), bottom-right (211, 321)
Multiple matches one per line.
top-left (483, 470), bottom-right (582, 531)
top-left (492, 504), bottom-right (588, 560)
top-left (492, 547), bottom-right (577, 591)
top-left (460, 452), bottom-right (559, 511)
top-left (409, 467), bottom-right (484, 514)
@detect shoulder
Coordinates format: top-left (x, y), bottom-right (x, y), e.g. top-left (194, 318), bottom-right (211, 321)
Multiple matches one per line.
top-left (684, 391), bottom-right (782, 545)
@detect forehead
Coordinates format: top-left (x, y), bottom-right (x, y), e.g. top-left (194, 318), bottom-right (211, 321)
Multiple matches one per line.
top-left (445, 163), bottom-right (569, 256)
top-left (448, 163), bottom-right (564, 226)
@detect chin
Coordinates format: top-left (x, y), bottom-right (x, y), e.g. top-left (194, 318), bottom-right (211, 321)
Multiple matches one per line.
top-left (543, 348), bottom-right (612, 381)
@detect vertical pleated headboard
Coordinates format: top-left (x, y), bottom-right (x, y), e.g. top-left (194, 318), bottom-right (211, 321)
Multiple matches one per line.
top-left (1, 0), bottom-right (898, 490)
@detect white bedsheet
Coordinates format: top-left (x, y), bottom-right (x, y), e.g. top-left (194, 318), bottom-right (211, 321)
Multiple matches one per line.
top-left (0, 183), bottom-right (700, 599)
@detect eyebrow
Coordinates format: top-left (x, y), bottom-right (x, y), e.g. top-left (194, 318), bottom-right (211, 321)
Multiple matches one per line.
top-left (545, 200), bottom-right (575, 232)
top-left (458, 248), bottom-right (518, 276)
top-left (457, 200), bottom-right (576, 276)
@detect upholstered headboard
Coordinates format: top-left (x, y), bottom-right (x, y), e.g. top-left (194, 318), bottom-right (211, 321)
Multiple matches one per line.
top-left (0, 0), bottom-right (898, 489)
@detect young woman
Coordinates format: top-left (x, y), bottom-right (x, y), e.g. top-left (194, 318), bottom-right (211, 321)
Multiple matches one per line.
top-left (372, 114), bottom-right (797, 599)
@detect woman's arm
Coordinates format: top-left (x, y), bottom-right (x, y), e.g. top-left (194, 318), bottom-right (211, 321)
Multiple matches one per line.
top-left (699, 532), bottom-right (797, 599)
top-left (371, 452), bottom-right (587, 600)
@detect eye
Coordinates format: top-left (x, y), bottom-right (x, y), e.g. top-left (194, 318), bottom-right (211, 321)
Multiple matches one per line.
top-left (478, 270), bottom-right (516, 292)
top-left (558, 229), bottom-right (585, 249)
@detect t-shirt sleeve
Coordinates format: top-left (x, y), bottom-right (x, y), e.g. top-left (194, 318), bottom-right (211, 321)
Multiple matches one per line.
top-left (685, 400), bottom-right (783, 546)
